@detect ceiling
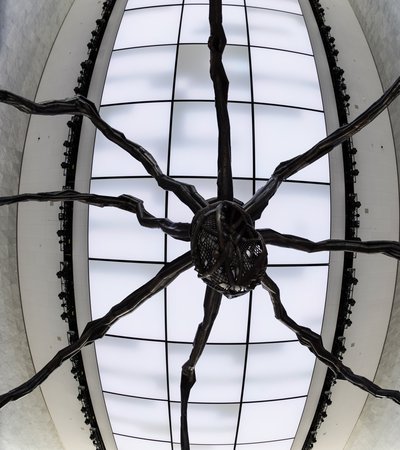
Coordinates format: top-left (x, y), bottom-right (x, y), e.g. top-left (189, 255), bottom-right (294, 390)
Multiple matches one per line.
top-left (0, 0), bottom-right (396, 448)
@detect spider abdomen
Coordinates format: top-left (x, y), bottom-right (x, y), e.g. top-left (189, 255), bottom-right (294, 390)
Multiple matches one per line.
top-left (190, 200), bottom-right (267, 298)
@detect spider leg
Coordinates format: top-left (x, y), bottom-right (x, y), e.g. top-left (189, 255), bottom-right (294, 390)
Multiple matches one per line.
top-left (0, 252), bottom-right (192, 409)
top-left (261, 272), bottom-right (400, 404)
top-left (259, 228), bottom-right (400, 259)
top-left (245, 75), bottom-right (400, 220)
top-left (0, 190), bottom-right (190, 241)
top-left (0, 90), bottom-right (207, 213)
top-left (180, 286), bottom-right (222, 450)
top-left (208, 0), bottom-right (233, 201)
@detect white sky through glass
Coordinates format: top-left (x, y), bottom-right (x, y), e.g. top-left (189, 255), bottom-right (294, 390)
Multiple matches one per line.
top-left (89, 1), bottom-right (330, 447)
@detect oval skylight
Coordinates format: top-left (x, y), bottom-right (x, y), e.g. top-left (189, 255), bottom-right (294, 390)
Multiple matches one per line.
top-left (89, 1), bottom-right (330, 448)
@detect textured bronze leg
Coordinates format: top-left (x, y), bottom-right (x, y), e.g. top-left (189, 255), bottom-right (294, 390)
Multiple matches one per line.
top-left (0, 190), bottom-right (190, 241)
top-left (259, 228), bottom-right (400, 259)
top-left (0, 252), bottom-right (192, 408)
top-left (245, 76), bottom-right (400, 220)
top-left (180, 287), bottom-right (222, 449)
top-left (0, 90), bottom-right (207, 212)
top-left (261, 272), bottom-right (400, 404)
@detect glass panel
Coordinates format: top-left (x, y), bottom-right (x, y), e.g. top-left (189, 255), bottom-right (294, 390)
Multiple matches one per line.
top-left (89, 204), bottom-right (165, 260)
top-left (175, 45), bottom-right (250, 101)
top-left (186, 446), bottom-right (239, 450)
top-left (255, 181), bottom-right (330, 263)
top-left (92, 102), bottom-right (171, 177)
top-left (230, 103), bottom-right (253, 178)
top-left (243, 341), bottom-right (314, 401)
top-left (175, 45), bottom-right (212, 100)
top-left (166, 268), bottom-right (206, 341)
top-left (166, 233), bottom-right (191, 263)
top-left (251, 47), bottom-right (322, 110)
top-left (180, 5), bottom-right (209, 44)
top-left (167, 267), bottom-right (250, 343)
top-left (255, 188), bottom-right (329, 261)
top-left (236, 398), bottom-right (305, 443)
top-left (114, 6), bottom-right (181, 49)
top-left (237, 439), bottom-right (294, 450)
top-left (232, 178), bottom-right (255, 204)
top-left (249, 266), bottom-right (328, 342)
top-left (170, 101), bottom-right (218, 177)
top-left (167, 177), bottom-right (253, 224)
top-left (168, 343), bottom-right (245, 402)
top-left (116, 435), bottom-right (171, 450)
top-left (166, 177), bottom-right (218, 223)
top-left (126, 0), bottom-right (182, 8)
top-left (222, 2), bottom-right (248, 46)
top-left (254, 105), bottom-right (328, 182)
top-left (246, 0), bottom-right (301, 14)
top-left (170, 102), bottom-right (253, 178)
top-left (89, 178), bottom-right (166, 260)
top-left (170, 402), bottom-right (239, 444)
top-left (222, 5), bottom-right (247, 45)
top-left (90, 171), bottom-right (166, 218)
top-left (223, 45), bottom-right (251, 101)
top-left (96, 336), bottom-right (167, 399)
top-left (248, 8), bottom-right (311, 54)
top-left (206, 292), bottom-right (250, 343)
top-left (102, 46), bottom-right (176, 104)
top-left (185, 0), bottom-right (244, 4)
top-left (105, 393), bottom-right (170, 440)
top-left (180, 5), bottom-right (247, 45)
top-left (174, 446), bottom-right (236, 450)
top-left (89, 260), bottom-right (165, 339)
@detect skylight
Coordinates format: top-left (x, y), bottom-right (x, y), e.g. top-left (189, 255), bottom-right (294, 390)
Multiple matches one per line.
top-left (88, 1), bottom-right (330, 448)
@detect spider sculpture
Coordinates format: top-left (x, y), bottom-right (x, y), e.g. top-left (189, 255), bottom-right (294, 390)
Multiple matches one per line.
top-left (1, 1), bottom-right (400, 448)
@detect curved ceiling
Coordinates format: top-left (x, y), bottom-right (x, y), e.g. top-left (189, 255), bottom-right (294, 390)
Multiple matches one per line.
top-left (1, 0), bottom-right (399, 449)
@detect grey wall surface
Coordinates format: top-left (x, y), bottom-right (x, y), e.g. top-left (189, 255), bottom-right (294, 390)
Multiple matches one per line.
top-left (348, 0), bottom-right (400, 156)
top-left (0, 1), bottom-right (73, 449)
top-left (345, 1), bottom-right (400, 449)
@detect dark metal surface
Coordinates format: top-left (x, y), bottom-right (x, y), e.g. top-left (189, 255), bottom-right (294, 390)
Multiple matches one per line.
top-left (260, 228), bottom-right (400, 259)
top-left (0, 190), bottom-right (190, 241)
top-left (209, 0), bottom-right (233, 201)
top-left (191, 201), bottom-right (267, 297)
top-left (180, 287), bottom-right (222, 450)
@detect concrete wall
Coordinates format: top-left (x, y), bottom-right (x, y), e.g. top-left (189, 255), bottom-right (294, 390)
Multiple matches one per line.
top-left (344, 1), bottom-right (400, 449)
top-left (0, 1), bottom-right (73, 449)
top-left (348, 0), bottom-right (400, 159)
top-left (1, 1), bottom-right (399, 449)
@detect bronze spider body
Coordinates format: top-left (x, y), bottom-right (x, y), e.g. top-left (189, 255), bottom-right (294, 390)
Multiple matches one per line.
top-left (1, 1), bottom-right (400, 448)
top-left (191, 200), bottom-right (267, 298)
